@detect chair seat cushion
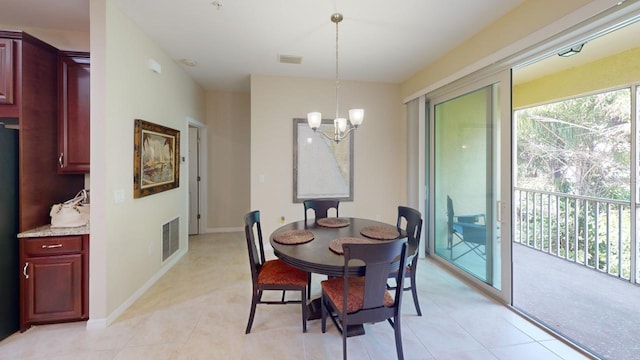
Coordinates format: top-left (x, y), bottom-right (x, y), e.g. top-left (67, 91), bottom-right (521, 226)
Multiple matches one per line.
top-left (258, 259), bottom-right (308, 286)
top-left (321, 277), bottom-right (394, 314)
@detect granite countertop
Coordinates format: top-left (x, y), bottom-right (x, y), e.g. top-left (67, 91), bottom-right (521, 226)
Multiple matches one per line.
top-left (18, 223), bottom-right (90, 238)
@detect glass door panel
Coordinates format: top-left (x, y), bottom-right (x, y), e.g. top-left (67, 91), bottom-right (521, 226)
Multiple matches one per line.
top-left (433, 85), bottom-right (497, 284)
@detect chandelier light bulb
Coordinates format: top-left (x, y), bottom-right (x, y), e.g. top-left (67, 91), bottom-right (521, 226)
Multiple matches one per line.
top-left (349, 109), bottom-right (364, 127)
top-left (335, 118), bottom-right (347, 133)
top-left (307, 112), bottom-right (322, 130)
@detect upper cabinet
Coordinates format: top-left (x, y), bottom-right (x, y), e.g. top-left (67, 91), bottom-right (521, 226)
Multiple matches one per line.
top-left (58, 52), bottom-right (90, 174)
top-left (0, 38), bottom-right (14, 105)
top-left (0, 31), bottom-right (85, 232)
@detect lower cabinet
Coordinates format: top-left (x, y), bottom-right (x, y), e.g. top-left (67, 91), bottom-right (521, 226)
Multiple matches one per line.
top-left (19, 234), bottom-right (88, 331)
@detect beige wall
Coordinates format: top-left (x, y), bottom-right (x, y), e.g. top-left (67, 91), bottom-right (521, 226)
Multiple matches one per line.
top-left (90, 0), bottom-right (205, 322)
top-left (401, 0), bottom-right (593, 99)
top-left (250, 74), bottom-right (405, 237)
top-left (205, 91), bottom-right (251, 230)
top-left (514, 46), bottom-right (640, 108)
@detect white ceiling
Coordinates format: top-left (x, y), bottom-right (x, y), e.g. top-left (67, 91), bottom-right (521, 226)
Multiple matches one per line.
top-left (0, 0), bottom-right (528, 92)
top-left (1, 1), bottom-right (637, 92)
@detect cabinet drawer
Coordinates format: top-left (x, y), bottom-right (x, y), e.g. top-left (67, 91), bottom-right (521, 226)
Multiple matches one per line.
top-left (22, 235), bottom-right (83, 256)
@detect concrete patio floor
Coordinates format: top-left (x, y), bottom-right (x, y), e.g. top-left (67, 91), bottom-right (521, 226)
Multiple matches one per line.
top-left (512, 243), bottom-right (640, 360)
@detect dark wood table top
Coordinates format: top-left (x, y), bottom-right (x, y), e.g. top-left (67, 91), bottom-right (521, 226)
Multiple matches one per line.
top-left (270, 217), bottom-right (414, 277)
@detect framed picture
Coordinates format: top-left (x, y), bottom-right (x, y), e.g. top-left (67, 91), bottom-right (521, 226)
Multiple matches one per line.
top-left (133, 119), bottom-right (180, 198)
top-left (293, 118), bottom-right (353, 203)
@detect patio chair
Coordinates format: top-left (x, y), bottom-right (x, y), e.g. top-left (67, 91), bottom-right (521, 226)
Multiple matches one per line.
top-left (321, 238), bottom-right (409, 360)
top-left (447, 196), bottom-right (486, 260)
top-left (244, 210), bottom-right (309, 333)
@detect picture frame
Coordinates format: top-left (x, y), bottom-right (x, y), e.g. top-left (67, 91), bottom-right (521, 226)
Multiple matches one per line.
top-left (293, 118), bottom-right (353, 203)
top-left (133, 119), bottom-right (180, 198)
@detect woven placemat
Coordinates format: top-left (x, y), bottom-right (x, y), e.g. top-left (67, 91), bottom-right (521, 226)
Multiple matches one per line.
top-left (316, 217), bottom-right (350, 228)
top-left (272, 229), bottom-right (314, 245)
top-left (360, 225), bottom-right (400, 240)
top-left (328, 237), bottom-right (378, 254)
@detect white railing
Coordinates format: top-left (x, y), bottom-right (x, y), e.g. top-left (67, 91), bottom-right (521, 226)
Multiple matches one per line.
top-left (514, 188), bottom-right (636, 283)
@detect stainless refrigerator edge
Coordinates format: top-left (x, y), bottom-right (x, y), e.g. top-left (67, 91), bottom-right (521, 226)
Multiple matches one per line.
top-left (0, 123), bottom-right (19, 340)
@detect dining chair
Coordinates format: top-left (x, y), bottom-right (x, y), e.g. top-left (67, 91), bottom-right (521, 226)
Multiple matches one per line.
top-left (303, 199), bottom-right (339, 297)
top-left (321, 238), bottom-right (409, 360)
top-left (387, 206), bottom-right (423, 316)
top-left (303, 199), bottom-right (340, 222)
top-left (244, 210), bottom-right (309, 334)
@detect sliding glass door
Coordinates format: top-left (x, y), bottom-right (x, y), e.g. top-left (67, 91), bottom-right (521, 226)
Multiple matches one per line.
top-left (429, 71), bottom-right (511, 293)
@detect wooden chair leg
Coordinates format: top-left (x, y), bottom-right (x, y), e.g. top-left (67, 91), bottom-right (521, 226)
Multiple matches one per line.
top-left (321, 293), bottom-right (327, 333)
top-left (410, 267), bottom-right (422, 316)
top-left (342, 321), bottom-right (348, 360)
top-left (245, 292), bottom-right (258, 334)
top-left (394, 315), bottom-right (404, 360)
top-left (301, 288), bottom-right (307, 333)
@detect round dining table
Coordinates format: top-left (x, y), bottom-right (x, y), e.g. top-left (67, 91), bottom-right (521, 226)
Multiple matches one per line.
top-left (270, 217), bottom-right (414, 335)
top-left (270, 217), bottom-right (414, 277)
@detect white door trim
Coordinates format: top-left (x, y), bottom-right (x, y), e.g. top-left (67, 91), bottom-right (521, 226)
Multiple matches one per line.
top-left (187, 117), bottom-right (207, 234)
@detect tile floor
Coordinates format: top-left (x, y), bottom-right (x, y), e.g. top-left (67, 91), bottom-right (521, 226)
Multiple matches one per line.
top-left (0, 232), bottom-right (594, 359)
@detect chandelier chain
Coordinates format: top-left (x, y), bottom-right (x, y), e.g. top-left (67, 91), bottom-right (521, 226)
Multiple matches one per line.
top-left (335, 15), bottom-right (340, 120)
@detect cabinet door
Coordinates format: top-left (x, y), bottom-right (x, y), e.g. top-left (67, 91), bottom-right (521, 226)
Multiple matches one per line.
top-left (0, 38), bottom-right (14, 104)
top-left (23, 254), bottom-right (83, 323)
top-left (58, 54), bottom-right (90, 173)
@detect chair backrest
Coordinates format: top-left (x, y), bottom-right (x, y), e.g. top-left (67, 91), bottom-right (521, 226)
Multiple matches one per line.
top-left (303, 199), bottom-right (339, 221)
top-left (342, 239), bottom-right (408, 317)
top-left (446, 195), bottom-right (455, 233)
top-left (397, 206), bottom-right (423, 247)
top-left (244, 210), bottom-right (265, 283)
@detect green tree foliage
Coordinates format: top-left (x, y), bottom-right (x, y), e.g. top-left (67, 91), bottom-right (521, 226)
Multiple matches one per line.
top-left (516, 89), bottom-right (631, 200)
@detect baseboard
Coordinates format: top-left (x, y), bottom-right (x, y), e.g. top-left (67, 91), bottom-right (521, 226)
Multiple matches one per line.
top-left (84, 247), bottom-right (188, 330)
top-left (203, 226), bottom-right (242, 233)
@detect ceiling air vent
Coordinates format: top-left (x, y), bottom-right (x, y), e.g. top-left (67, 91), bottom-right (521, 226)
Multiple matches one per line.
top-left (279, 54), bottom-right (303, 65)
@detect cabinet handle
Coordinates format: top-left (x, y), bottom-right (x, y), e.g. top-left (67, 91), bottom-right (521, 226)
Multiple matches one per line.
top-left (23, 262), bottom-right (29, 279)
top-left (59, 153), bottom-right (64, 168)
top-left (42, 244), bottom-right (63, 249)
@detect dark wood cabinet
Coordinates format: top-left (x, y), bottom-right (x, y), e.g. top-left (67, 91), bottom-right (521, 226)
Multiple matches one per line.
top-left (0, 38), bottom-right (14, 104)
top-left (58, 52), bottom-right (90, 174)
top-left (19, 234), bottom-right (89, 332)
top-left (0, 31), bottom-right (84, 232)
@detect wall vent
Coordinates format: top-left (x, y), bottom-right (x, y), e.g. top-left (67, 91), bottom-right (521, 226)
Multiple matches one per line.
top-left (278, 54), bottom-right (303, 64)
top-left (162, 217), bottom-right (180, 262)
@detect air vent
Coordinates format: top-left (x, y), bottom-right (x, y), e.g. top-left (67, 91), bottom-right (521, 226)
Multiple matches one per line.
top-left (279, 54), bottom-right (303, 64)
top-left (162, 217), bottom-right (179, 262)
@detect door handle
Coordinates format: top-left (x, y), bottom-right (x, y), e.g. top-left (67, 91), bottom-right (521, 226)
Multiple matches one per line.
top-left (42, 244), bottom-right (63, 249)
top-left (59, 153), bottom-right (64, 168)
top-left (23, 262), bottom-right (29, 279)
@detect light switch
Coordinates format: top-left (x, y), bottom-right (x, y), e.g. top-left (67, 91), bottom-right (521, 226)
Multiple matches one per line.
top-left (259, 175), bottom-right (265, 183)
top-left (114, 189), bottom-right (125, 204)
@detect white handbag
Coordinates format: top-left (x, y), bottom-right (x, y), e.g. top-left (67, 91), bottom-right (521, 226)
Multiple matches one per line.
top-left (50, 190), bottom-right (90, 228)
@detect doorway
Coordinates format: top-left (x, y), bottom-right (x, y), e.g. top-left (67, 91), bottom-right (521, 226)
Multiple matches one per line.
top-left (188, 119), bottom-right (206, 235)
top-left (511, 18), bottom-right (640, 360)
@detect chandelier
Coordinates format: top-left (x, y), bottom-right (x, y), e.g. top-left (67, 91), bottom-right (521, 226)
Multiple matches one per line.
top-left (307, 13), bottom-right (364, 143)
